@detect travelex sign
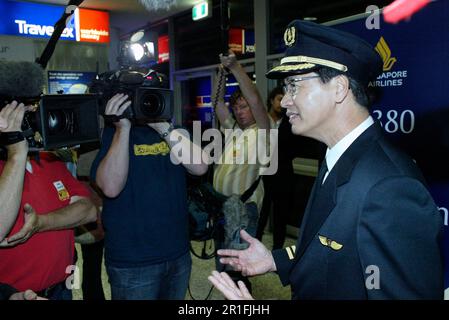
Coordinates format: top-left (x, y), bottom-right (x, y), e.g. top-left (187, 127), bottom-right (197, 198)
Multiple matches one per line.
top-left (0, 0), bottom-right (109, 43)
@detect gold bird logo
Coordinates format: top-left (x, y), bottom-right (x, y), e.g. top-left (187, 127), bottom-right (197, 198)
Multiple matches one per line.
top-left (318, 235), bottom-right (343, 251)
top-left (375, 36), bottom-right (397, 71)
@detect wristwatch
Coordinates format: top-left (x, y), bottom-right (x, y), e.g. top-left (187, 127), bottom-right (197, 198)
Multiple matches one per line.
top-left (160, 124), bottom-right (174, 139)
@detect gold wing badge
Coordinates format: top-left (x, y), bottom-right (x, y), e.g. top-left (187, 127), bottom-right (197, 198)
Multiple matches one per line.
top-left (375, 36), bottom-right (397, 72)
top-left (318, 235), bottom-right (343, 251)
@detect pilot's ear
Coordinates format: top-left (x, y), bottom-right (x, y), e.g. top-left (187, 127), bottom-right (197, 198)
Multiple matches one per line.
top-left (334, 75), bottom-right (350, 104)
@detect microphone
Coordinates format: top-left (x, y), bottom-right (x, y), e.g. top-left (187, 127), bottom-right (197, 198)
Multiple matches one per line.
top-left (0, 61), bottom-right (44, 98)
top-left (138, 0), bottom-right (178, 11)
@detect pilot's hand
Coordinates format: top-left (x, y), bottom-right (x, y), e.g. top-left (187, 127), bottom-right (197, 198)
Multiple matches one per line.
top-left (208, 271), bottom-right (254, 300)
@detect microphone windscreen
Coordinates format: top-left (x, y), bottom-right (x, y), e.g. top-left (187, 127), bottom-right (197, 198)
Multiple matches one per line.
top-left (0, 61), bottom-right (45, 98)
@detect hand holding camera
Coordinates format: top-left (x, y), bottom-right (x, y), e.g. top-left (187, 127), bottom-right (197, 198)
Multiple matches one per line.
top-left (104, 94), bottom-right (132, 130)
top-left (0, 101), bottom-right (30, 154)
top-left (91, 69), bottom-right (173, 125)
top-left (0, 101), bottom-right (29, 133)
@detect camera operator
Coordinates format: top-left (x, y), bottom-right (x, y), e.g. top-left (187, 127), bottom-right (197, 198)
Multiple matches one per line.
top-left (91, 93), bottom-right (208, 300)
top-left (0, 101), bottom-right (97, 300)
top-left (0, 102), bottom-right (29, 242)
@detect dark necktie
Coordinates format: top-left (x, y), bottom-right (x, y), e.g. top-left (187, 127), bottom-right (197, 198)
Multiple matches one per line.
top-left (317, 159), bottom-right (328, 186)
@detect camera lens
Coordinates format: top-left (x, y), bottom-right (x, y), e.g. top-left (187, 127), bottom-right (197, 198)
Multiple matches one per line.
top-left (48, 110), bottom-right (70, 135)
top-left (140, 92), bottom-right (164, 117)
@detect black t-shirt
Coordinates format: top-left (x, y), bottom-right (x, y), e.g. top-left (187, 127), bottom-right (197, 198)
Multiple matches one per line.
top-left (91, 126), bottom-right (189, 267)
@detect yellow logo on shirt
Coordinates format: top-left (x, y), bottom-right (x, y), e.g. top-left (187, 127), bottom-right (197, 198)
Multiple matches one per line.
top-left (134, 142), bottom-right (170, 156)
top-left (53, 181), bottom-right (70, 201)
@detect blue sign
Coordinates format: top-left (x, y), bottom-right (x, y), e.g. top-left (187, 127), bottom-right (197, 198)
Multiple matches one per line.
top-left (245, 29), bottom-right (255, 53)
top-left (333, 1), bottom-right (449, 296)
top-left (48, 71), bottom-right (96, 94)
top-left (0, 0), bottom-right (76, 41)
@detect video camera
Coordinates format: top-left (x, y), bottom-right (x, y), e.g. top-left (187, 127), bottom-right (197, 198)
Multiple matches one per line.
top-left (90, 67), bottom-right (173, 124)
top-left (0, 1), bottom-right (173, 151)
top-left (0, 61), bottom-right (99, 150)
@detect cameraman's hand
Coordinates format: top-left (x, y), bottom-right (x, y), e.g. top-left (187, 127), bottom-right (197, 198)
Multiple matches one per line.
top-left (220, 50), bottom-right (239, 70)
top-left (0, 101), bottom-right (28, 132)
top-left (0, 101), bottom-right (29, 154)
top-left (105, 94), bottom-right (131, 130)
top-left (0, 204), bottom-right (40, 247)
top-left (9, 289), bottom-right (47, 300)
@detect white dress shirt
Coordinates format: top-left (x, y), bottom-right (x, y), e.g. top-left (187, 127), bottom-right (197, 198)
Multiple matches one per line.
top-left (322, 116), bottom-right (374, 183)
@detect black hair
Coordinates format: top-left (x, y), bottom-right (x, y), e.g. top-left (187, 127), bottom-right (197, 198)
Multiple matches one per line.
top-left (267, 86), bottom-right (284, 111)
top-left (315, 67), bottom-right (379, 108)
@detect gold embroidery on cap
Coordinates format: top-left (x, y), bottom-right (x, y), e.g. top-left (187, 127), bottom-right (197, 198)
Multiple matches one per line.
top-left (270, 63), bottom-right (316, 72)
top-left (281, 56), bottom-right (348, 72)
top-left (284, 26), bottom-right (296, 47)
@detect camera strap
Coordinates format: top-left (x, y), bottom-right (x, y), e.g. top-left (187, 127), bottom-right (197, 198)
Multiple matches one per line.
top-left (0, 131), bottom-right (25, 146)
top-left (102, 114), bottom-right (126, 124)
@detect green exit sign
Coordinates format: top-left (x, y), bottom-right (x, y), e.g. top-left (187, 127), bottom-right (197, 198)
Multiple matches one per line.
top-left (192, 1), bottom-right (211, 21)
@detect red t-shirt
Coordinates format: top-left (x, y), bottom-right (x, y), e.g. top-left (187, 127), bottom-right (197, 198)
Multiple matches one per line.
top-left (0, 153), bottom-right (90, 292)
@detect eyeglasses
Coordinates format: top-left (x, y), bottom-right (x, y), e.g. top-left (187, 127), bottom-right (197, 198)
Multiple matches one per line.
top-left (282, 76), bottom-right (321, 96)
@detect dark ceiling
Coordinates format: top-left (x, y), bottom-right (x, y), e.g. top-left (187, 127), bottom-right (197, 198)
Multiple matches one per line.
top-left (269, 0), bottom-right (394, 31)
top-left (174, 0), bottom-right (394, 69)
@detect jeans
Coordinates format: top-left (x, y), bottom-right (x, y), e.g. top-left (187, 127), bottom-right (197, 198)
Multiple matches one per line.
top-left (106, 251), bottom-right (192, 300)
top-left (42, 282), bottom-right (72, 300)
top-left (257, 175), bottom-right (295, 249)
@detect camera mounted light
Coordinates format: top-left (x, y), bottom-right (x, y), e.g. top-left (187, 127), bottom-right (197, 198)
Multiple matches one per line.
top-left (126, 29), bottom-right (156, 63)
top-left (130, 43), bottom-right (145, 61)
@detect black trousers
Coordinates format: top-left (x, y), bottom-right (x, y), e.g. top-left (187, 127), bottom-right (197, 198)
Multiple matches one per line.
top-left (256, 176), bottom-right (293, 250)
top-left (81, 240), bottom-right (105, 300)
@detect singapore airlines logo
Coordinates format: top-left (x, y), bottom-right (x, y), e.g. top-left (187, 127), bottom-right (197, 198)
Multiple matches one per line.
top-left (375, 36), bottom-right (397, 71)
